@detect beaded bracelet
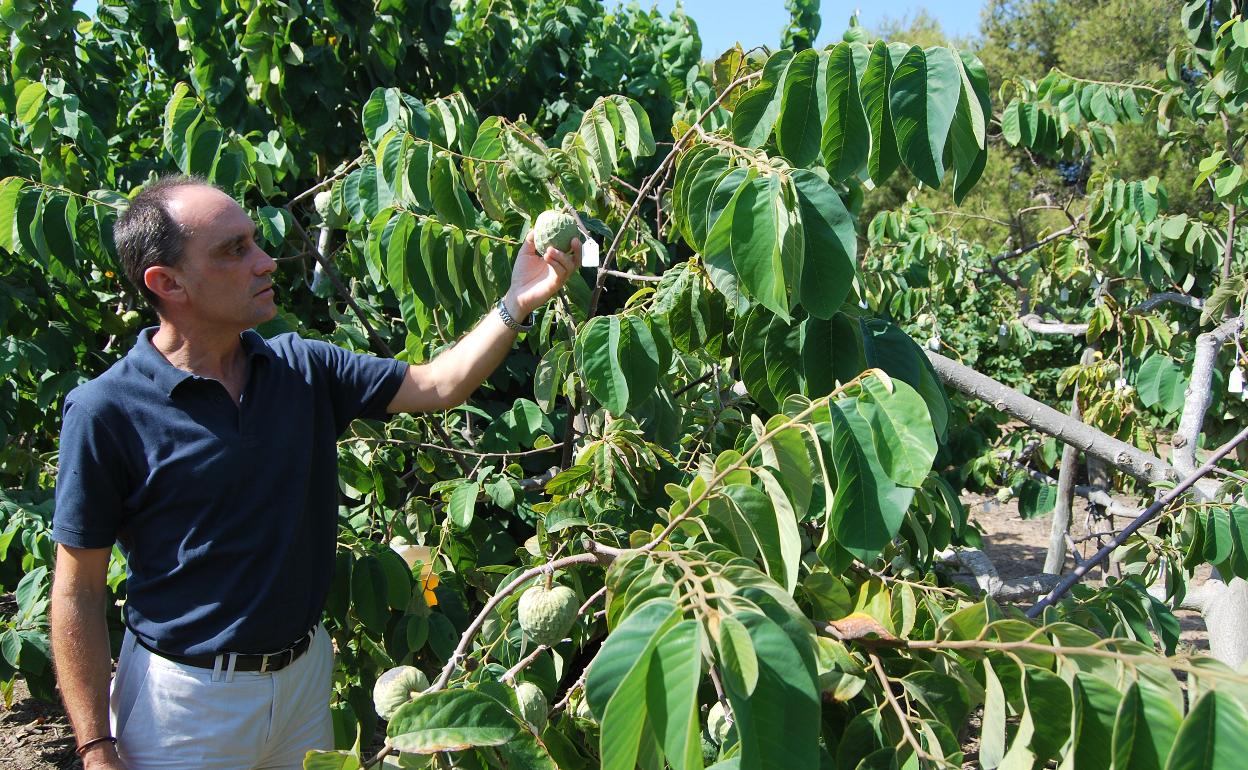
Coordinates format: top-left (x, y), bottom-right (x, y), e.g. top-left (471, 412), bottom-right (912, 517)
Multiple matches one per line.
top-left (75, 735), bottom-right (117, 757)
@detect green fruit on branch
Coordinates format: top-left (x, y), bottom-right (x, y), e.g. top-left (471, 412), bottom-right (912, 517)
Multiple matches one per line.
top-left (372, 665), bottom-right (430, 720)
top-left (532, 209), bottom-right (578, 253)
top-left (516, 582), bottom-right (579, 647)
top-left (514, 681), bottom-right (549, 731)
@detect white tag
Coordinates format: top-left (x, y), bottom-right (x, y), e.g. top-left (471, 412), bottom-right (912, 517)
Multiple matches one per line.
top-left (998, 323), bottom-right (1008, 337)
top-left (1060, 287), bottom-right (1069, 301)
top-left (1231, 366), bottom-right (1245, 395)
top-left (580, 238), bottom-right (600, 268)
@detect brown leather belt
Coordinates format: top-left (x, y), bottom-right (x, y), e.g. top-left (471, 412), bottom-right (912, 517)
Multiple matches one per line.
top-left (130, 627), bottom-right (316, 672)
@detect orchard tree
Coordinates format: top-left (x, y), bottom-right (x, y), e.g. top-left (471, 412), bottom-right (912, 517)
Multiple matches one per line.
top-left (1, 3), bottom-right (1247, 770)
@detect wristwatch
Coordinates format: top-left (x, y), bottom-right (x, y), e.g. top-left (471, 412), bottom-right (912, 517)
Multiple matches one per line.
top-left (496, 298), bottom-right (534, 332)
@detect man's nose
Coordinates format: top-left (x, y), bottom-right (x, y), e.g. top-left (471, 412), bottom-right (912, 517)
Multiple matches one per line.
top-left (256, 248), bottom-right (277, 275)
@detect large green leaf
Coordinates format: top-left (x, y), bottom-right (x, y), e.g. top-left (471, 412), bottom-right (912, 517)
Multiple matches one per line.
top-left (731, 51), bottom-right (795, 148)
top-left (586, 599), bottom-right (680, 719)
top-left (791, 171), bottom-right (855, 319)
top-left (0, 177), bottom-right (26, 254)
top-left (723, 611), bottom-right (819, 770)
top-left (724, 484), bottom-right (790, 592)
top-left (1113, 680), bottom-right (1181, 770)
top-left (1069, 672), bottom-right (1120, 770)
top-left (821, 43), bottom-right (870, 181)
top-left (646, 620), bottom-right (704, 770)
top-left (861, 42), bottom-right (906, 183)
top-left (775, 49), bottom-right (823, 167)
top-left (351, 554), bottom-right (390, 634)
top-left (854, 376), bottom-right (937, 488)
top-left (818, 399), bottom-right (914, 563)
top-left (729, 174), bottom-right (796, 320)
top-left (979, 659), bottom-right (1008, 769)
top-left (574, 315), bottom-right (663, 415)
top-left (387, 689), bottom-right (518, 753)
top-left (1164, 690), bottom-right (1248, 770)
top-left (889, 46), bottom-right (961, 187)
top-left (1136, 354), bottom-right (1188, 413)
top-left (715, 613), bottom-right (759, 696)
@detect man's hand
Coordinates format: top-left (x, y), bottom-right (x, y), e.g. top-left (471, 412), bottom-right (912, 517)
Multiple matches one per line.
top-left (504, 232), bottom-right (581, 318)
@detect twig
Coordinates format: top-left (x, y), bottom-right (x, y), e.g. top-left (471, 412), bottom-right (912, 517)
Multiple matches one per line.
top-left (868, 652), bottom-right (939, 764)
top-left (587, 70), bottom-right (762, 318)
top-left (416, 441), bottom-right (564, 459)
top-left (284, 212), bottom-right (393, 358)
top-left (1027, 423), bottom-right (1248, 617)
top-left (672, 370), bottom-right (716, 399)
top-left (286, 155), bottom-right (365, 207)
top-left (602, 268), bottom-right (663, 282)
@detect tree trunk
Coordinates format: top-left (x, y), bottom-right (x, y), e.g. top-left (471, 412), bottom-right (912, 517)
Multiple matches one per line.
top-left (1044, 348), bottom-right (1095, 574)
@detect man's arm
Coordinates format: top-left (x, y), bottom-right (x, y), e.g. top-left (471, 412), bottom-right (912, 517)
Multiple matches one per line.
top-left (50, 544), bottom-right (126, 769)
top-left (387, 233), bottom-right (579, 414)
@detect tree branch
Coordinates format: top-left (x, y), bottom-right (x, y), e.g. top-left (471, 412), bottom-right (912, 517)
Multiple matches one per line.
top-left (925, 351), bottom-right (1177, 485)
top-left (1027, 423), bottom-right (1248, 617)
top-left (1019, 314), bottom-right (1089, 336)
top-left (1172, 313), bottom-right (1246, 475)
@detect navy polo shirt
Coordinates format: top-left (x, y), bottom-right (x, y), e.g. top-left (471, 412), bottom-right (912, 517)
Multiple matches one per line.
top-left (52, 328), bottom-right (407, 656)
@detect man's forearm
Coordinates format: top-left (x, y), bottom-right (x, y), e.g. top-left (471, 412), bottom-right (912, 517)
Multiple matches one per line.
top-left (387, 290), bottom-right (538, 414)
top-left (50, 575), bottom-right (118, 763)
top-left (421, 293), bottom-right (528, 409)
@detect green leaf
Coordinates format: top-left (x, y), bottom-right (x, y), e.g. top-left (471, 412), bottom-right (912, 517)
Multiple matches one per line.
top-left (574, 315), bottom-right (663, 415)
top-left (792, 171), bottom-right (855, 319)
top-left (351, 554), bottom-right (390, 634)
top-left (724, 484), bottom-right (790, 592)
top-left (1070, 672), bottom-right (1120, 770)
top-left (387, 689), bottom-right (517, 753)
top-left (430, 155), bottom-right (473, 231)
top-left (855, 376), bottom-right (937, 488)
top-left (821, 43), bottom-right (870, 181)
top-left (979, 659), bottom-right (1007, 769)
top-left (861, 42), bottom-right (906, 183)
top-left (756, 413), bottom-right (814, 519)
top-left (716, 613), bottom-right (759, 696)
top-left (447, 480), bottom-right (479, 529)
top-left (1135, 355), bottom-right (1188, 414)
top-left (1164, 690), bottom-right (1248, 770)
top-left (775, 49), bottom-right (823, 167)
top-left (731, 51), bottom-right (795, 148)
top-left (890, 46), bottom-right (960, 187)
top-left (730, 174), bottom-right (793, 320)
top-left (586, 599), bottom-right (680, 720)
top-left (646, 620), bottom-right (704, 770)
top-left (302, 750), bottom-right (363, 769)
top-left (362, 87), bottom-right (403, 147)
top-left (15, 81), bottom-right (47, 125)
top-left (1114, 680), bottom-right (1181, 770)
top-left (723, 611), bottom-right (819, 770)
top-left (0, 177), bottom-right (26, 253)
top-left (819, 400), bottom-right (914, 563)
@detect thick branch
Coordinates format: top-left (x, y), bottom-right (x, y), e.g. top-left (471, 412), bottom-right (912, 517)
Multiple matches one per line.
top-left (925, 351), bottom-right (1176, 485)
top-left (1027, 423), bottom-right (1248, 617)
top-left (1127, 292), bottom-right (1204, 314)
top-left (938, 548), bottom-right (1062, 601)
top-left (1172, 314), bottom-right (1246, 475)
top-left (1020, 314), bottom-right (1089, 336)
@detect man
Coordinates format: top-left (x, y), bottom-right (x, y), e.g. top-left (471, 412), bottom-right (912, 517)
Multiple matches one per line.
top-left (49, 176), bottom-right (579, 769)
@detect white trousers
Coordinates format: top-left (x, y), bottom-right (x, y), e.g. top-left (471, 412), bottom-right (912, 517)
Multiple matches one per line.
top-left (109, 626), bottom-right (334, 769)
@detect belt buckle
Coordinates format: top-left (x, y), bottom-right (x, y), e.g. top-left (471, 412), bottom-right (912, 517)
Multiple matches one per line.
top-left (260, 653), bottom-right (272, 673)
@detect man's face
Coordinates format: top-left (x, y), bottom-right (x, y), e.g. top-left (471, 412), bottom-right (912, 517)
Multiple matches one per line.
top-left (156, 185), bottom-right (278, 330)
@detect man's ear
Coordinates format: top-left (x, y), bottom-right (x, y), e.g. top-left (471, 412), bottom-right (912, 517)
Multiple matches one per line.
top-left (144, 265), bottom-right (185, 306)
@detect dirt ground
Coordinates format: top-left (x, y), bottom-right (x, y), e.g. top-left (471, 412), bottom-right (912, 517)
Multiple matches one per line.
top-left (0, 495), bottom-right (1212, 768)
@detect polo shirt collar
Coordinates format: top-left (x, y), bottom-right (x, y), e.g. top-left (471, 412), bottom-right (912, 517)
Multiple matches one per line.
top-left (129, 327), bottom-right (276, 397)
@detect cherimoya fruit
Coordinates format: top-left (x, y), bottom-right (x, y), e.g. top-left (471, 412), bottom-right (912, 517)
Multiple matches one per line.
top-left (516, 583), bottom-right (579, 647)
top-left (532, 210), bottom-right (578, 254)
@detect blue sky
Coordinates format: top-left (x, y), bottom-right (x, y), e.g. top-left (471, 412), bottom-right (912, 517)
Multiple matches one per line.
top-left (642, 1), bottom-right (983, 55)
top-left (73, 0), bottom-right (983, 55)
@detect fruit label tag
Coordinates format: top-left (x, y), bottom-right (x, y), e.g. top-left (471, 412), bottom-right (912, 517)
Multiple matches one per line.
top-left (1230, 365), bottom-right (1244, 395)
top-left (581, 238), bottom-right (600, 268)
top-left (1060, 287), bottom-right (1069, 301)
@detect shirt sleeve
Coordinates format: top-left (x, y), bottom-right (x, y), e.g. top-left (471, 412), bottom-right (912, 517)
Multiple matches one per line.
top-left (52, 397), bottom-right (129, 549)
top-left (300, 338), bottom-right (409, 435)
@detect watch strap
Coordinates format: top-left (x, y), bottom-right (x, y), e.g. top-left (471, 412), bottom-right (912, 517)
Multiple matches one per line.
top-left (496, 298), bottom-right (533, 332)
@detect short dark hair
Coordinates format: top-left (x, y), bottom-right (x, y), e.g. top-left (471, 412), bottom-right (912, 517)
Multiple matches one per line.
top-left (113, 174), bottom-right (214, 308)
